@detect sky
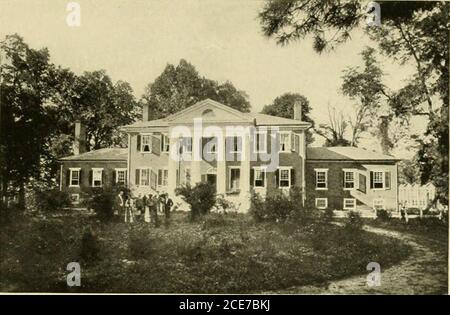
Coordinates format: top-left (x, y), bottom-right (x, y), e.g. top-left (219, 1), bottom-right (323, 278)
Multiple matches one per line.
top-left (0, 0), bottom-right (423, 156)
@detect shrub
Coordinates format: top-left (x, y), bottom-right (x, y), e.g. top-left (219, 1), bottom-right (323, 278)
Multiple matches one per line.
top-left (175, 182), bottom-right (216, 220)
top-left (250, 187), bottom-right (318, 224)
top-left (80, 227), bottom-right (100, 263)
top-left (345, 211), bottom-right (364, 232)
top-left (376, 209), bottom-right (391, 221)
top-left (214, 195), bottom-right (238, 213)
top-left (82, 188), bottom-right (117, 222)
top-left (33, 189), bottom-right (71, 212)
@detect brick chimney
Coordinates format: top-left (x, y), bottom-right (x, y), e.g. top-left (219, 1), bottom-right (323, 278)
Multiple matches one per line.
top-left (73, 121), bottom-right (87, 155)
top-left (293, 101), bottom-right (302, 121)
top-left (142, 104), bottom-right (149, 121)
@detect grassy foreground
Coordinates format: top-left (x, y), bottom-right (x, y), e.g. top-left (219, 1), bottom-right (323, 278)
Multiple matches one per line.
top-left (0, 211), bottom-right (412, 293)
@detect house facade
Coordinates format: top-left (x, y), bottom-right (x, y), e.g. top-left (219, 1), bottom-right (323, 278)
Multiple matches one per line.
top-left (59, 148), bottom-right (128, 205)
top-left (121, 99), bottom-right (310, 212)
top-left (59, 99), bottom-right (401, 213)
top-left (305, 147), bottom-right (400, 214)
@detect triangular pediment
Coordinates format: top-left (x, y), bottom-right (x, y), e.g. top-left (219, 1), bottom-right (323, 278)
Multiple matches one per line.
top-left (166, 99), bottom-right (252, 124)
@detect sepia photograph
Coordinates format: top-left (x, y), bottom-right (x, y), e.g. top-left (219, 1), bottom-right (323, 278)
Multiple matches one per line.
top-left (0, 0), bottom-right (448, 298)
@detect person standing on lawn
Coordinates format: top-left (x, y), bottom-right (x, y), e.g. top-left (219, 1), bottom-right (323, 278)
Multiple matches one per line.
top-left (135, 193), bottom-right (144, 220)
top-left (144, 193), bottom-right (152, 223)
top-left (150, 194), bottom-right (159, 227)
top-left (124, 194), bottom-right (134, 223)
top-left (158, 192), bottom-right (165, 214)
top-left (115, 190), bottom-right (125, 218)
top-left (164, 194), bottom-right (173, 220)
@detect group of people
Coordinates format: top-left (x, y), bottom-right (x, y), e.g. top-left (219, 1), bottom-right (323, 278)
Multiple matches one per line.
top-left (115, 190), bottom-right (173, 226)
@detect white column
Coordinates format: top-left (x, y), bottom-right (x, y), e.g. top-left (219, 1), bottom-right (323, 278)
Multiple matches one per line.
top-left (217, 133), bottom-right (226, 195)
top-left (191, 136), bottom-right (202, 185)
top-left (167, 136), bottom-right (178, 197)
top-left (240, 130), bottom-right (251, 212)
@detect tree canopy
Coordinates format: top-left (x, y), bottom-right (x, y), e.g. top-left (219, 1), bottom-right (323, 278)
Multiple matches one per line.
top-left (0, 34), bottom-right (140, 208)
top-left (141, 59), bottom-right (251, 120)
top-left (261, 92), bottom-right (315, 144)
top-left (259, 0), bottom-right (449, 203)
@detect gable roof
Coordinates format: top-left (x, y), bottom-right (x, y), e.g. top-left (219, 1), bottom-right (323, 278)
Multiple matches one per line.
top-left (306, 147), bottom-right (399, 161)
top-left (60, 148), bottom-right (127, 161)
top-left (121, 99), bottom-right (311, 131)
top-left (166, 99), bottom-right (252, 122)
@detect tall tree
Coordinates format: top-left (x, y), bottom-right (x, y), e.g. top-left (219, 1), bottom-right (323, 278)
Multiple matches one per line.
top-left (314, 105), bottom-right (351, 147)
top-left (0, 34), bottom-right (59, 208)
top-left (261, 92), bottom-right (315, 144)
top-left (55, 70), bottom-right (140, 151)
top-left (259, 0), bottom-right (449, 203)
top-left (141, 59), bottom-right (251, 120)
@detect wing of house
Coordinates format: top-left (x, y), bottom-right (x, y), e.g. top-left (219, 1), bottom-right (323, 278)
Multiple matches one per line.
top-left (305, 146), bottom-right (400, 214)
top-left (59, 148), bottom-right (128, 204)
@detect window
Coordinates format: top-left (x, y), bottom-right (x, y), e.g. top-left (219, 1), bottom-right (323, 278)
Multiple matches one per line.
top-left (161, 134), bottom-right (170, 153)
top-left (315, 169), bottom-right (328, 189)
top-left (141, 135), bottom-right (152, 152)
top-left (158, 169), bottom-right (168, 187)
top-left (229, 168), bottom-right (241, 191)
top-left (115, 168), bottom-right (127, 185)
top-left (279, 132), bottom-right (291, 152)
top-left (92, 168), bottom-right (103, 187)
top-left (372, 171), bottom-right (384, 189)
top-left (315, 198), bottom-right (328, 209)
top-left (69, 168), bottom-right (80, 187)
top-left (204, 137), bottom-right (217, 154)
top-left (344, 171), bottom-right (355, 189)
top-left (226, 136), bottom-right (242, 153)
top-left (181, 137), bottom-right (192, 153)
top-left (279, 167), bottom-right (291, 187)
top-left (253, 167), bottom-right (266, 187)
top-left (343, 198), bottom-right (356, 210)
top-left (254, 130), bottom-right (267, 153)
top-left (140, 169), bottom-right (150, 186)
top-left (373, 198), bottom-right (385, 210)
top-left (70, 193), bottom-right (80, 204)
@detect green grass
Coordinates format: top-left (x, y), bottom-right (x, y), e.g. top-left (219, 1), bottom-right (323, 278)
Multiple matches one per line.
top-left (0, 211), bottom-right (412, 293)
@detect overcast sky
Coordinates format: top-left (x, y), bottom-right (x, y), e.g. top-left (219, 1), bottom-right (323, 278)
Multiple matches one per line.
top-left (0, 0), bottom-right (423, 155)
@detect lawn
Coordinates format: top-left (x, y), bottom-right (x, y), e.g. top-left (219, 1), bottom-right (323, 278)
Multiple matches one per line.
top-left (0, 210), bottom-right (412, 293)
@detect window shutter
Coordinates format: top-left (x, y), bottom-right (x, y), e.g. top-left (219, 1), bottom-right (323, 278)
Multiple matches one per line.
top-left (250, 168), bottom-right (254, 186)
top-left (201, 174), bottom-right (207, 182)
top-left (359, 173), bottom-right (367, 193)
top-left (66, 170), bottom-right (70, 187)
top-left (112, 170), bottom-right (116, 186)
top-left (151, 170), bottom-right (157, 190)
top-left (343, 171), bottom-right (346, 187)
top-left (101, 170), bottom-right (105, 186)
top-left (275, 169), bottom-right (279, 187)
top-left (158, 169), bottom-right (162, 186)
top-left (89, 170), bottom-right (93, 187)
top-left (385, 172), bottom-right (391, 190)
top-left (262, 170), bottom-right (266, 187)
top-left (136, 135), bottom-right (141, 151)
top-left (79, 170), bottom-right (83, 185)
top-left (370, 171), bottom-right (374, 189)
top-left (135, 169), bottom-right (140, 185)
top-left (291, 168), bottom-right (296, 186)
top-left (152, 133), bottom-right (160, 155)
top-left (125, 171), bottom-right (128, 185)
